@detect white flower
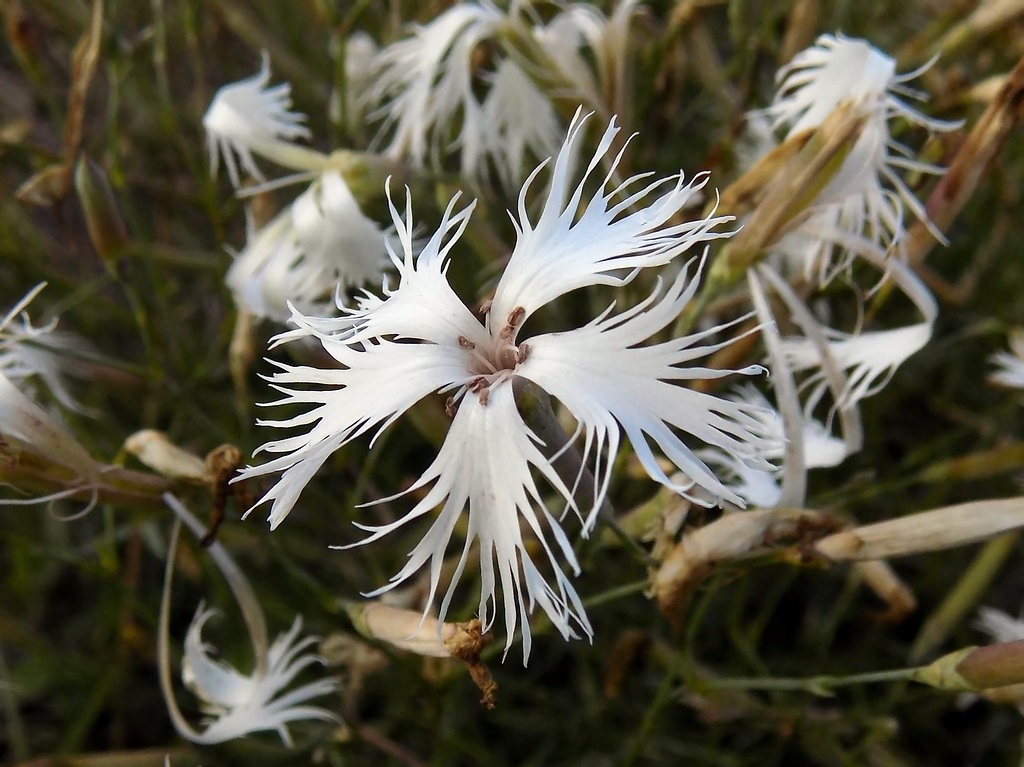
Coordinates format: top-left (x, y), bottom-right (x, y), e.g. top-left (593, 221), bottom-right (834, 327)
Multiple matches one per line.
top-left (227, 171), bottom-right (392, 321)
top-left (240, 112), bottom-right (778, 660)
top-left (699, 386), bottom-right (847, 508)
top-left (1, 283), bottom-right (88, 412)
top-left (367, 3), bottom-right (505, 178)
top-left (531, 0), bottom-right (638, 115)
top-left (181, 606), bottom-right (337, 745)
top-left (160, 494), bottom-right (337, 746)
top-left (366, 1), bottom-right (633, 186)
top-left (778, 247), bottom-right (938, 414)
top-left (990, 332), bottom-right (1024, 389)
top-left (764, 33), bottom-right (959, 280)
top-left (203, 52), bottom-right (311, 187)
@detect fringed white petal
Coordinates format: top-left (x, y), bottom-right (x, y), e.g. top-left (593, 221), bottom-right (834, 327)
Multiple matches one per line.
top-left (770, 34), bottom-right (896, 135)
top-left (182, 608), bottom-right (336, 745)
top-left (341, 383), bottom-right (591, 663)
top-left (778, 258), bottom-right (937, 414)
top-left (519, 260), bottom-right (778, 515)
top-left (239, 341), bottom-right (470, 530)
top-left (367, 4), bottom-right (504, 176)
top-left (203, 52), bottom-right (311, 187)
top-left (489, 110), bottom-right (734, 325)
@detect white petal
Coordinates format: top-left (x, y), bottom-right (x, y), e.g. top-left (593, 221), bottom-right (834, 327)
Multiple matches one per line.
top-left (277, 184), bottom-right (487, 350)
top-left (227, 172), bottom-right (391, 322)
top-left (779, 255), bottom-right (936, 414)
top-left (203, 52), bottom-right (310, 187)
top-left (976, 607), bottom-right (1024, 644)
top-left (367, 4), bottom-right (503, 175)
top-left (698, 447), bottom-right (782, 509)
top-left (182, 606), bottom-right (258, 710)
top-left (489, 111), bottom-right (735, 325)
top-left (782, 322), bottom-right (933, 413)
top-left (519, 262), bottom-right (778, 515)
top-left (481, 59), bottom-right (563, 189)
top-left (991, 342), bottom-right (1024, 390)
top-left (0, 284), bottom-right (92, 413)
top-left (240, 340), bottom-right (468, 529)
top-left (183, 610), bottom-right (336, 746)
top-left (342, 383), bottom-right (591, 663)
top-left (770, 34), bottom-right (896, 135)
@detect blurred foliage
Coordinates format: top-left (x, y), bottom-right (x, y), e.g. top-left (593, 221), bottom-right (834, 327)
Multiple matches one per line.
top-left (1, 0), bottom-right (1024, 765)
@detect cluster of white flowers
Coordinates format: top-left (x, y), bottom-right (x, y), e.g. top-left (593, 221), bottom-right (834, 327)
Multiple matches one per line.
top-left (763, 33), bottom-right (960, 283)
top-left (201, 14), bottom-right (976, 668)
top-left (366, 0), bottom-right (637, 186)
top-left (11, 0), bottom-right (1003, 751)
top-left (203, 55), bottom-right (393, 322)
top-left (723, 33), bottom-right (959, 492)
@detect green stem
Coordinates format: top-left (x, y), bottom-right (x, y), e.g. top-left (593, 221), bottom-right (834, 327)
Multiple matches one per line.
top-left (583, 579), bottom-right (648, 609)
top-left (704, 667), bottom-right (917, 696)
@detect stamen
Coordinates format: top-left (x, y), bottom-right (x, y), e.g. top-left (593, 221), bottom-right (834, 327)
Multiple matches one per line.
top-left (516, 343), bottom-right (530, 365)
top-left (499, 306), bottom-right (526, 340)
top-left (445, 396), bottom-right (457, 418)
top-left (466, 347), bottom-right (497, 375)
top-left (478, 387), bottom-right (490, 406)
top-left (457, 335), bottom-right (476, 350)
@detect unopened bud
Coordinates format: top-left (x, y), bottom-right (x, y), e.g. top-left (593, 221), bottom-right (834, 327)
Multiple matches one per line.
top-left (75, 155), bottom-right (129, 262)
top-left (124, 430), bottom-right (209, 484)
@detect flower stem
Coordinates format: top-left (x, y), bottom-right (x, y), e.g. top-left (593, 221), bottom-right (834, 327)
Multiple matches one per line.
top-left (703, 667), bottom-right (917, 696)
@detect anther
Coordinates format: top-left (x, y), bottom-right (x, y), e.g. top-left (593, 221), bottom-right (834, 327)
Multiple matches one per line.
top-left (516, 343), bottom-right (530, 364)
top-left (445, 396), bottom-right (457, 418)
top-left (468, 376), bottom-right (489, 393)
top-left (478, 387), bottom-right (490, 406)
top-left (499, 306), bottom-right (526, 340)
top-left (457, 335), bottom-right (476, 350)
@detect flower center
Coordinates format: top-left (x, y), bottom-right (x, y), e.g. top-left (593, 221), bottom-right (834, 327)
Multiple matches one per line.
top-left (448, 306), bottom-right (530, 412)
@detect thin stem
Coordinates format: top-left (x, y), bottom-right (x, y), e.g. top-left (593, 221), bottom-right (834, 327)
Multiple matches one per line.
top-left (583, 579), bottom-right (648, 609)
top-left (704, 667), bottom-right (918, 695)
